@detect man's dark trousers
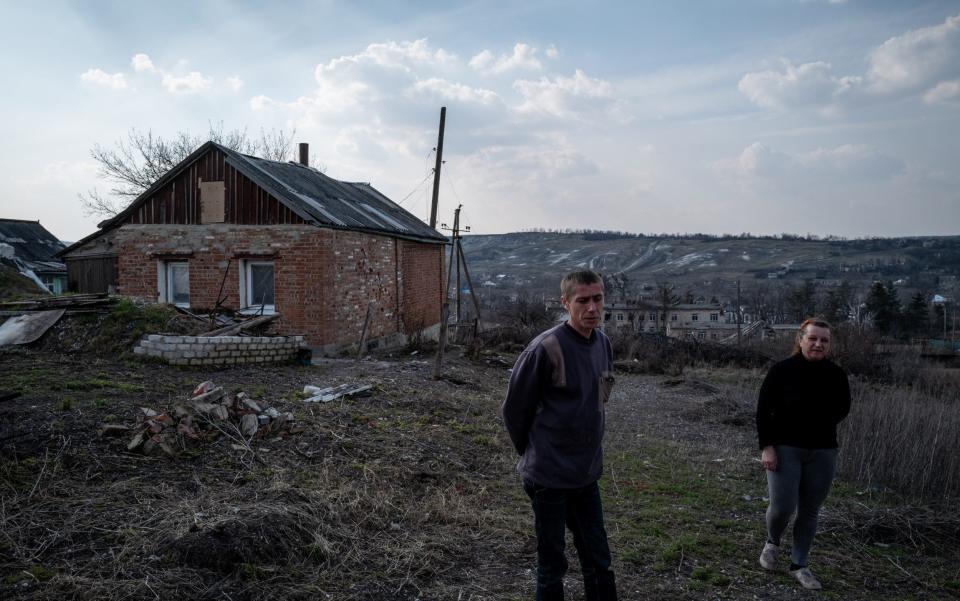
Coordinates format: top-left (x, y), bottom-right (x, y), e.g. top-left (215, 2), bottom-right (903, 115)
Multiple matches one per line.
top-left (523, 479), bottom-right (617, 601)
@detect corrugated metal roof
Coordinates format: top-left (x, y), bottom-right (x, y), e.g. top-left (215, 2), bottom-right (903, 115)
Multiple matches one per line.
top-left (60, 141), bottom-right (447, 258)
top-left (220, 145), bottom-right (446, 243)
top-left (0, 219), bottom-right (66, 263)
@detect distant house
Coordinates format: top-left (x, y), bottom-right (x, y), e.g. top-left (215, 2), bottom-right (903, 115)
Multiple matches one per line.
top-left (0, 218), bottom-right (67, 293)
top-left (594, 301), bottom-right (729, 340)
top-left (58, 141), bottom-right (447, 350)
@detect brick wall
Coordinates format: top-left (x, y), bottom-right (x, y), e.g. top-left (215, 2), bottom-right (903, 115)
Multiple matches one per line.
top-left (115, 224), bottom-right (442, 347)
top-left (134, 334), bottom-right (304, 365)
top-left (399, 239), bottom-right (445, 334)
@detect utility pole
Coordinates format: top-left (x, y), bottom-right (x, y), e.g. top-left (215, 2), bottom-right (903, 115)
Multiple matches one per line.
top-left (429, 107), bottom-right (446, 230)
top-left (433, 205), bottom-right (483, 379)
top-left (453, 206), bottom-right (462, 322)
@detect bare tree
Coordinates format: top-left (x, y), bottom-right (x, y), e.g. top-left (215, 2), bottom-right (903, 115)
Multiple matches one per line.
top-left (80, 123), bottom-right (299, 217)
top-left (655, 282), bottom-right (679, 335)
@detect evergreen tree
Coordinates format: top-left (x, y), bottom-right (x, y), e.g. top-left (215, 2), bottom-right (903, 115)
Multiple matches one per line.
top-left (865, 281), bottom-right (902, 337)
top-left (903, 292), bottom-right (929, 338)
top-left (822, 281), bottom-right (854, 325)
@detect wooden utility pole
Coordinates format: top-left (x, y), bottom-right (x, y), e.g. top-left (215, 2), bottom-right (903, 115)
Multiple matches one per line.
top-left (433, 204), bottom-right (483, 379)
top-left (429, 107), bottom-right (446, 230)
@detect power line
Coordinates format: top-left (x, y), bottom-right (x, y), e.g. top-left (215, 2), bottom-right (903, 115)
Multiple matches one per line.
top-left (397, 171), bottom-right (434, 208)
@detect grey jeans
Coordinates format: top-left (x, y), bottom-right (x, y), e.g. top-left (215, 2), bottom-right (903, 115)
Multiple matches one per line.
top-left (765, 445), bottom-right (838, 567)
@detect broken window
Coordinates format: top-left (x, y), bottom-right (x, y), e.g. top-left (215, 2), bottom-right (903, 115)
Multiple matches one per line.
top-left (240, 260), bottom-right (275, 314)
top-left (159, 260), bottom-right (190, 308)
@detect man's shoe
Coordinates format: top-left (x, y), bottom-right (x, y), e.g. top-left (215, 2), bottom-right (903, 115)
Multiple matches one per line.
top-left (758, 542), bottom-right (779, 570)
top-left (789, 567), bottom-right (822, 590)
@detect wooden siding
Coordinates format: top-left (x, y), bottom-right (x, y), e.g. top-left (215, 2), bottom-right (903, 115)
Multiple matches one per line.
top-left (123, 148), bottom-right (308, 226)
top-left (66, 256), bottom-right (118, 293)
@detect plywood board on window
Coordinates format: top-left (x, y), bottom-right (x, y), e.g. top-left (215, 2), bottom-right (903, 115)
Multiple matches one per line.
top-left (200, 180), bottom-right (225, 224)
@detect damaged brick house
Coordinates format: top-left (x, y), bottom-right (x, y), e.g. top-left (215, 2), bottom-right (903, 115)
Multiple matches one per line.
top-left (58, 141), bottom-right (447, 350)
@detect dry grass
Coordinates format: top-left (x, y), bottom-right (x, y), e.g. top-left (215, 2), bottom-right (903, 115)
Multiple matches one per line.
top-left (2, 344), bottom-right (959, 599)
top-left (838, 380), bottom-right (960, 500)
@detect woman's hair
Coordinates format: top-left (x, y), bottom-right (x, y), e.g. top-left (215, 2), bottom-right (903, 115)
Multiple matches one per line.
top-left (793, 317), bottom-right (832, 354)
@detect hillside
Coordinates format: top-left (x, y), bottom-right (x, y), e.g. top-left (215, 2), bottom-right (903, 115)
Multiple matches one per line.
top-left (460, 232), bottom-right (960, 301)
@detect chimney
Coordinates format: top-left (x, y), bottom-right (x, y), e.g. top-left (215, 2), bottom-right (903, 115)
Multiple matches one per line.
top-left (298, 143), bottom-right (309, 166)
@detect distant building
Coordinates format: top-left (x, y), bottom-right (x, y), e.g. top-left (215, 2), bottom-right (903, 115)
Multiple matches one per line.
top-left (0, 218), bottom-right (67, 293)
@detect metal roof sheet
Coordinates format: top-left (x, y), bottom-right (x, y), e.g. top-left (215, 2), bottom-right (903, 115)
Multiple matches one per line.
top-left (220, 146), bottom-right (446, 243)
top-left (0, 219), bottom-right (66, 264)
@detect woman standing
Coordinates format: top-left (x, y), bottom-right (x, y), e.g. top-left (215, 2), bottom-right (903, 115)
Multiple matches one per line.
top-left (756, 318), bottom-right (851, 590)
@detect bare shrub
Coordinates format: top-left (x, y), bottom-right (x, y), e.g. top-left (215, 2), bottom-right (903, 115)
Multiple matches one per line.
top-left (838, 380), bottom-right (960, 500)
top-left (609, 331), bottom-right (771, 375)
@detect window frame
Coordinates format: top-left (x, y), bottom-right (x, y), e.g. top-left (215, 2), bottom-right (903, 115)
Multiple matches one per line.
top-left (158, 260), bottom-right (190, 308)
top-left (239, 259), bottom-right (276, 315)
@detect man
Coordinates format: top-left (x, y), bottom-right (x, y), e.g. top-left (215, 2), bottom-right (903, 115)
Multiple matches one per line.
top-left (502, 269), bottom-right (618, 601)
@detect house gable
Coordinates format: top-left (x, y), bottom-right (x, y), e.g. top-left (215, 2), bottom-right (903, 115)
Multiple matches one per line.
top-left (120, 145), bottom-right (308, 227)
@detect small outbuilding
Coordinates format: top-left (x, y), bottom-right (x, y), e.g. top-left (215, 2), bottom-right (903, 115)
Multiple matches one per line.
top-left (58, 141), bottom-right (447, 350)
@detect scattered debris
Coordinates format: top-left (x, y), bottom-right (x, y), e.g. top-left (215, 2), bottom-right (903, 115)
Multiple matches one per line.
top-left (0, 293), bottom-right (114, 313)
top-left (0, 309), bottom-right (66, 346)
top-left (109, 380), bottom-right (301, 457)
top-left (199, 313), bottom-right (280, 337)
top-left (302, 383), bottom-right (373, 403)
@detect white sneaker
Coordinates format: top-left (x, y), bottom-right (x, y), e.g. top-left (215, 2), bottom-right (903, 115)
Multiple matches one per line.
top-left (758, 542), bottom-right (779, 570)
top-left (790, 567), bottom-right (822, 590)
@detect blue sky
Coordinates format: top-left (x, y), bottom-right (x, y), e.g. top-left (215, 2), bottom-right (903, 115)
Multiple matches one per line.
top-left (1, 0), bottom-right (958, 242)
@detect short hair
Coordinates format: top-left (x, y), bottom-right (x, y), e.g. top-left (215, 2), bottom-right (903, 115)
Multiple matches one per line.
top-left (560, 270), bottom-right (603, 300)
top-left (793, 317), bottom-right (832, 354)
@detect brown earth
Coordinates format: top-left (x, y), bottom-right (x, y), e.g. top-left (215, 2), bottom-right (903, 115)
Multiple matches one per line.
top-left (0, 341), bottom-right (957, 600)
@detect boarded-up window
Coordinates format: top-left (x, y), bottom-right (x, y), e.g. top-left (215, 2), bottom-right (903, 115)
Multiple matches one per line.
top-left (200, 180), bottom-right (226, 224)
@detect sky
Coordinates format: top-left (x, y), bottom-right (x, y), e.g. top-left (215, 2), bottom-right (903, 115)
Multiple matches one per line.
top-left (1, 0), bottom-right (958, 242)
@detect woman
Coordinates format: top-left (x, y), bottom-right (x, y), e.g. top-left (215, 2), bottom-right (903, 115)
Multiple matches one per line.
top-left (755, 318), bottom-right (851, 590)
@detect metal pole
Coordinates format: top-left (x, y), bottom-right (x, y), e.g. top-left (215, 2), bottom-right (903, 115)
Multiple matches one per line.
top-left (429, 107), bottom-right (446, 230)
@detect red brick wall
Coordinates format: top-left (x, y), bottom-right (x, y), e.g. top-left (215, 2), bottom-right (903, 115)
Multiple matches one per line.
top-left (115, 224), bottom-right (442, 346)
top-left (399, 239), bottom-right (445, 334)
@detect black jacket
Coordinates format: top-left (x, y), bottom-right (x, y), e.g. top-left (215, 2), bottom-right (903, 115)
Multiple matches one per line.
top-left (756, 353), bottom-right (851, 450)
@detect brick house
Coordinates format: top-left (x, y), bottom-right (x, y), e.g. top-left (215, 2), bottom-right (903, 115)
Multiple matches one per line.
top-left (58, 141), bottom-right (447, 350)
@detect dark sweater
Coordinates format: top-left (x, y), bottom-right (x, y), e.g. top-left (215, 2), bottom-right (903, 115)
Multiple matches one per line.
top-left (756, 353), bottom-right (851, 450)
top-left (502, 323), bottom-right (614, 489)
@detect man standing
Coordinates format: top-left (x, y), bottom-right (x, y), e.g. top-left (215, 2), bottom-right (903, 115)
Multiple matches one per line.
top-left (502, 270), bottom-right (618, 601)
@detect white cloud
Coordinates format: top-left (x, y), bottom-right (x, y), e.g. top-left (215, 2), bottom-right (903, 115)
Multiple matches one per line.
top-left (468, 50), bottom-right (494, 71)
top-left (924, 79), bottom-right (960, 104)
top-left (317, 39), bottom-right (456, 78)
top-left (80, 68), bottom-right (128, 90)
top-left (738, 60), bottom-right (849, 109)
top-left (514, 69), bottom-right (614, 118)
top-left (733, 142), bottom-right (904, 180)
top-left (867, 14), bottom-right (960, 94)
top-left (226, 76), bottom-right (244, 92)
top-left (469, 43), bottom-right (542, 75)
top-left (161, 71), bottom-right (213, 94)
top-left (249, 94), bottom-right (274, 111)
top-left (408, 78), bottom-right (499, 105)
top-left (546, 45), bottom-right (559, 60)
top-left (131, 53), bottom-right (156, 72)
top-left (740, 14), bottom-right (960, 111)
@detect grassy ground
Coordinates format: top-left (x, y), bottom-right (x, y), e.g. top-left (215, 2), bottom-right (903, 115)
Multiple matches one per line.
top-left (0, 344), bottom-right (957, 600)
